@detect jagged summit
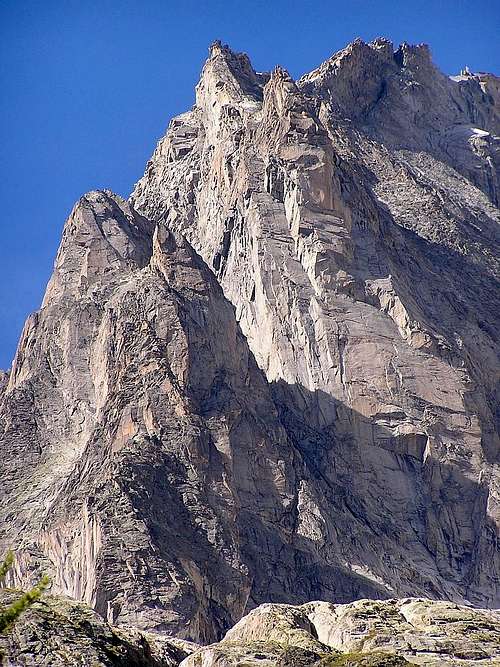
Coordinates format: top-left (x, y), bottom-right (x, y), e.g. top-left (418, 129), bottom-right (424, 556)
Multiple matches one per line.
top-left (1, 37), bottom-right (499, 652)
top-left (41, 189), bottom-right (154, 307)
top-left (196, 39), bottom-right (268, 111)
top-left (298, 36), bottom-right (432, 84)
top-left (296, 38), bottom-right (500, 202)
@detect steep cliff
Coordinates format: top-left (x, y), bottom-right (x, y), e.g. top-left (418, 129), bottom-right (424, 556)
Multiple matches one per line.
top-left (1, 38), bottom-right (499, 644)
top-left (0, 191), bottom-right (307, 640)
top-left (131, 39), bottom-right (500, 609)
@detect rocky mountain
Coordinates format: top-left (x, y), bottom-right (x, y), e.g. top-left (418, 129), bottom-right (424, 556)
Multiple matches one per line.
top-left (0, 37), bottom-right (499, 652)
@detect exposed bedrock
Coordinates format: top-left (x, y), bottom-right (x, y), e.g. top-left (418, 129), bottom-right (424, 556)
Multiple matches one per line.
top-left (1, 38), bottom-right (499, 643)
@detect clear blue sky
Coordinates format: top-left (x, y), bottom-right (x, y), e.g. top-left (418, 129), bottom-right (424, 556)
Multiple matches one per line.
top-left (0, 0), bottom-right (499, 368)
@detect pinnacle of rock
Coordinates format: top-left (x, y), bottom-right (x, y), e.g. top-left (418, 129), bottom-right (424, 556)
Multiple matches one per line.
top-left (1, 36), bottom-right (500, 664)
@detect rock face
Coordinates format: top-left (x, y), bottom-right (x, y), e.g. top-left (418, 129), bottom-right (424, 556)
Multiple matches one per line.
top-left (1, 592), bottom-right (498, 666)
top-left (181, 597), bottom-right (500, 666)
top-left (131, 39), bottom-right (500, 609)
top-left (0, 38), bottom-right (499, 645)
top-left (0, 190), bottom-right (309, 640)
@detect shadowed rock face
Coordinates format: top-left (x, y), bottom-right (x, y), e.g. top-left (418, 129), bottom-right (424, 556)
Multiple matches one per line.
top-left (1, 38), bottom-right (499, 644)
top-left (0, 191), bottom-right (308, 640)
top-left (0, 191), bottom-right (387, 641)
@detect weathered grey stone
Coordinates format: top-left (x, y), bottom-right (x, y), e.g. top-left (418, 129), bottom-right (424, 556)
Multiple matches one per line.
top-left (181, 598), bottom-right (500, 666)
top-left (2, 593), bottom-right (497, 666)
top-left (0, 37), bottom-right (499, 653)
top-left (131, 38), bottom-right (500, 609)
top-left (299, 38), bottom-right (500, 204)
top-left (0, 589), bottom-right (197, 666)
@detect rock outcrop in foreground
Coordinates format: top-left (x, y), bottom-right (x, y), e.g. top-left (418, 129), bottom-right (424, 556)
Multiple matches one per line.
top-left (0, 37), bottom-right (499, 653)
top-left (1, 592), bottom-right (499, 666)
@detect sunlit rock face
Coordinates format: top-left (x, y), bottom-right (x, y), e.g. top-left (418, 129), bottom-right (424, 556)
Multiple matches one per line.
top-left (180, 597), bottom-right (500, 666)
top-left (0, 191), bottom-right (305, 640)
top-left (1, 38), bottom-right (499, 643)
top-left (2, 591), bottom-right (498, 666)
top-left (2, 592), bottom-right (498, 666)
top-left (131, 39), bottom-right (500, 608)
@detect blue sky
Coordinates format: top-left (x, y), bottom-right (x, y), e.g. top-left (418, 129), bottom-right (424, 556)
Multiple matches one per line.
top-left (0, 0), bottom-right (499, 368)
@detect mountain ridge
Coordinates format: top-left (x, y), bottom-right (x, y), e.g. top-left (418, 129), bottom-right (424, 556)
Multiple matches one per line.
top-left (0, 38), bottom-right (499, 651)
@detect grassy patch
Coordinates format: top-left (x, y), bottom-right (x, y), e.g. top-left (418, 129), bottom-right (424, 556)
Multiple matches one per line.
top-left (317, 650), bottom-right (410, 666)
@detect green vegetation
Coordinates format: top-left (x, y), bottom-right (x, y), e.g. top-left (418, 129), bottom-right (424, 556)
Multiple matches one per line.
top-left (0, 551), bottom-right (50, 633)
top-left (318, 651), bottom-right (410, 666)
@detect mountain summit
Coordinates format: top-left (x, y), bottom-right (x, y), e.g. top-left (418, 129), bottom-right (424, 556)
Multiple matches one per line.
top-left (1, 39), bottom-right (499, 647)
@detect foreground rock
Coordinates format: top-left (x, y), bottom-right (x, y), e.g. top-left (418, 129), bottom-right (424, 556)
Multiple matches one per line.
top-left (0, 590), bottom-right (197, 666)
top-left (1, 593), bottom-right (498, 666)
top-left (182, 597), bottom-right (500, 666)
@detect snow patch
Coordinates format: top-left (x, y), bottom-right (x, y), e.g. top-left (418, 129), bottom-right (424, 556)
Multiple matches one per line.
top-left (470, 127), bottom-right (490, 137)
